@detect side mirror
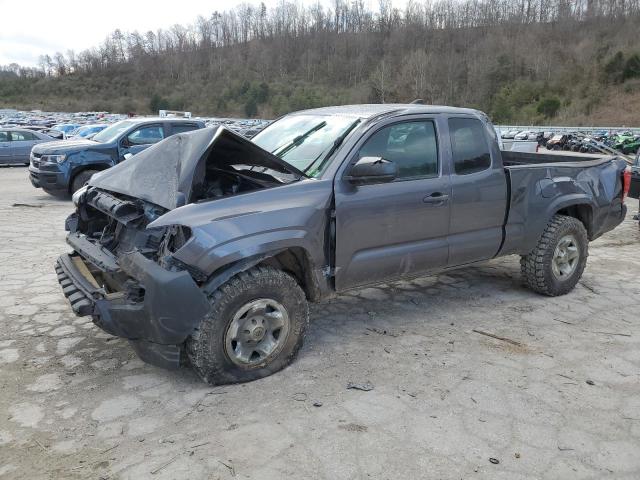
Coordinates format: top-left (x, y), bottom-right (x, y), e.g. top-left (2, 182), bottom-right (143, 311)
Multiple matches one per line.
top-left (345, 156), bottom-right (397, 185)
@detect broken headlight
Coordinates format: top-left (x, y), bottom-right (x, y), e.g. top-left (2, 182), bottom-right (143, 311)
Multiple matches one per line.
top-left (72, 184), bottom-right (89, 207)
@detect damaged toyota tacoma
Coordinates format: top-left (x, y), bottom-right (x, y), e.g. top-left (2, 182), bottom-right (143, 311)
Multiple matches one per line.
top-left (55, 104), bottom-right (631, 384)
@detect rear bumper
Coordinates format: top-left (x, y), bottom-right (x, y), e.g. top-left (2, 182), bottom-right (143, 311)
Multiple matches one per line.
top-left (55, 247), bottom-right (211, 369)
top-left (592, 202), bottom-right (627, 240)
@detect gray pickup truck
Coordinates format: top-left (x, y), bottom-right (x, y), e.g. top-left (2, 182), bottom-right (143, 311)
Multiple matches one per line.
top-left (56, 104), bottom-right (629, 384)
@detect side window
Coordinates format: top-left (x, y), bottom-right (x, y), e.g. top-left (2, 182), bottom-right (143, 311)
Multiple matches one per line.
top-left (171, 123), bottom-right (199, 135)
top-left (449, 118), bottom-right (491, 175)
top-left (0, 131), bottom-right (9, 142)
top-left (357, 121), bottom-right (438, 179)
top-left (126, 125), bottom-right (164, 145)
top-left (11, 131), bottom-right (35, 141)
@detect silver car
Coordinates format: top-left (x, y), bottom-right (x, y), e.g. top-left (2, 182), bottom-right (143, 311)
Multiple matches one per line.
top-left (0, 128), bottom-right (54, 165)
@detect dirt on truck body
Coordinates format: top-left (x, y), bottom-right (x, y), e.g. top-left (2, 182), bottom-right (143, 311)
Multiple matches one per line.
top-left (56, 104), bottom-right (630, 384)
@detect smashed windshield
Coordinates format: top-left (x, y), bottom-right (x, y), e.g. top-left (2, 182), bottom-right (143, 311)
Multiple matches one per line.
top-left (252, 114), bottom-right (358, 177)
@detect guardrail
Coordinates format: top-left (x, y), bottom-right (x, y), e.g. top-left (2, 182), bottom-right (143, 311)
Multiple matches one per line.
top-left (496, 125), bottom-right (640, 135)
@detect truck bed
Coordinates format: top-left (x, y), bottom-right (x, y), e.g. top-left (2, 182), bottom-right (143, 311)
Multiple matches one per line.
top-left (498, 151), bottom-right (627, 258)
top-left (501, 150), bottom-right (609, 166)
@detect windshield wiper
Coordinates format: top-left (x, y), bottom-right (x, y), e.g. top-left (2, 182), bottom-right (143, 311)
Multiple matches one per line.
top-left (272, 121), bottom-right (327, 158)
top-left (303, 120), bottom-right (360, 175)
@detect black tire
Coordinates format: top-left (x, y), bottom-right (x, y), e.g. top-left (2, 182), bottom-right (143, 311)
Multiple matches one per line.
top-left (71, 169), bottom-right (99, 193)
top-left (520, 215), bottom-right (588, 296)
top-left (186, 266), bottom-right (309, 385)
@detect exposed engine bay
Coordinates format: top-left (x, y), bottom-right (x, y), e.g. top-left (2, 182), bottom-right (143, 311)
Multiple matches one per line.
top-left (69, 137), bottom-right (295, 299)
top-left (73, 170), bottom-right (279, 273)
top-left (190, 165), bottom-right (285, 204)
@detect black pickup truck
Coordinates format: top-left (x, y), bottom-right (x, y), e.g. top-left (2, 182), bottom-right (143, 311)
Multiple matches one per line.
top-left (55, 104), bottom-right (630, 384)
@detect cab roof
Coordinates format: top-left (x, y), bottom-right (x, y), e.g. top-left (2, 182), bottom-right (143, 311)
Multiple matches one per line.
top-left (290, 104), bottom-right (483, 119)
top-left (124, 117), bottom-right (203, 124)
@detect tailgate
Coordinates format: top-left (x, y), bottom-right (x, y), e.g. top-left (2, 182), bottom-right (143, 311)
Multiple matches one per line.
top-left (629, 166), bottom-right (640, 200)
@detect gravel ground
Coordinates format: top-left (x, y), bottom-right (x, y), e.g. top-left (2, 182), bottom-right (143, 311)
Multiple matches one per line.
top-left (1, 165), bottom-right (639, 480)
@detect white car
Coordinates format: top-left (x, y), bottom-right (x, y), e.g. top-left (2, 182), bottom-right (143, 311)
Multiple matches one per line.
top-left (501, 129), bottom-right (521, 139)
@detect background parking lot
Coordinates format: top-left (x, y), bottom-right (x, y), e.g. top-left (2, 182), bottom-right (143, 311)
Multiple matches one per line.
top-left (1, 165), bottom-right (639, 479)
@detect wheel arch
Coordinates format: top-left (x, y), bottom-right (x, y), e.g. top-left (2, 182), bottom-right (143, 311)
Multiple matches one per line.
top-left (553, 202), bottom-right (594, 239)
top-left (203, 247), bottom-right (323, 302)
top-left (69, 163), bottom-right (111, 192)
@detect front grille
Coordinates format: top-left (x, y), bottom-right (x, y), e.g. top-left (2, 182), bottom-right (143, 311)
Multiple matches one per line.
top-left (30, 152), bottom-right (42, 168)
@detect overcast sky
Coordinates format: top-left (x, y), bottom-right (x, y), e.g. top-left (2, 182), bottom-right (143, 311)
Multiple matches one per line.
top-left (0, 0), bottom-right (390, 67)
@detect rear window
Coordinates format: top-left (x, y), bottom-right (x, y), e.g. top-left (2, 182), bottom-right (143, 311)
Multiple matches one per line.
top-left (172, 123), bottom-right (200, 134)
top-left (448, 118), bottom-right (491, 175)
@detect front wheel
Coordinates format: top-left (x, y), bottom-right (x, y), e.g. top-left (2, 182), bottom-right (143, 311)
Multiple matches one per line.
top-left (186, 266), bottom-right (309, 385)
top-left (520, 215), bottom-right (588, 296)
top-left (71, 169), bottom-right (99, 193)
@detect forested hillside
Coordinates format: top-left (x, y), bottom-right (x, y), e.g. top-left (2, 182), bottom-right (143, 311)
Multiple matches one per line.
top-left (2, 0), bottom-right (640, 125)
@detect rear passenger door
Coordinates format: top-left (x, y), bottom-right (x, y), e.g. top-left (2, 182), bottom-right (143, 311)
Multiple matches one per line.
top-left (0, 131), bottom-right (11, 161)
top-left (9, 131), bottom-right (37, 162)
top-left (447, 116), bottom-right (507, 266)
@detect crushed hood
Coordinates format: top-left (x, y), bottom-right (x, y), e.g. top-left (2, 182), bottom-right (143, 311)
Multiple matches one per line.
top-left (89, 126), bottom-right (305, 210)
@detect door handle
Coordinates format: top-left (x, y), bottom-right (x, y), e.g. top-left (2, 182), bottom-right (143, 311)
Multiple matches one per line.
top-left (423, 192), bottom-right (449, 204)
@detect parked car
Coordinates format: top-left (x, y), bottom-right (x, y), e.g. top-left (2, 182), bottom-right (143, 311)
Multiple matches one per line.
top-left (506, 140), bottom-right (539, 153)
top-left (67, 124), bottom-right (108, 140)
top-left (565, 134), bottom-right (584, 152)
top-left (538, 131), bottom-right (554, 147)
top-left (514, 131), bottom-right (538, 141)
top-left (578, 137), bottom-right (602, 153)
top-left (52, 123), bottom-right (81, 138)
top-left (617, 135), bottom-right (640, 155)
top-left (501, 129), bottom-right (520, 139)
top-left (56, 104), bottom-right (629, 384)
top-left (546, 133), bottom-right (570, 150)
top-left (0, 128), bottom-right (55, 165)
top-left (22, 125), bottom-right (64, 139)
top-left (29, 118), bottom-right (206, 195)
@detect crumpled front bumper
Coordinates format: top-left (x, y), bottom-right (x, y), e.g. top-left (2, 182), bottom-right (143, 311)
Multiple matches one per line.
top-left (55, 248), bottom-right (211, 369)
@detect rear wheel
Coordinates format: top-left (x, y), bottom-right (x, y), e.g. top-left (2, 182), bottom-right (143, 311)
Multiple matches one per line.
top-left (71, 169), bottom-right (99, 193)
top-left (186, 266), bottom-right (309, 385)
top-left (520, 215), bottom-right (588, 296)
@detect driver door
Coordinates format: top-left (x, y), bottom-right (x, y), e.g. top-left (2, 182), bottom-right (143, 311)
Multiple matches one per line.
top-left (334, 117), bottom-right (451, 291)
top-left (119, 124), bottom-right (165, 160)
